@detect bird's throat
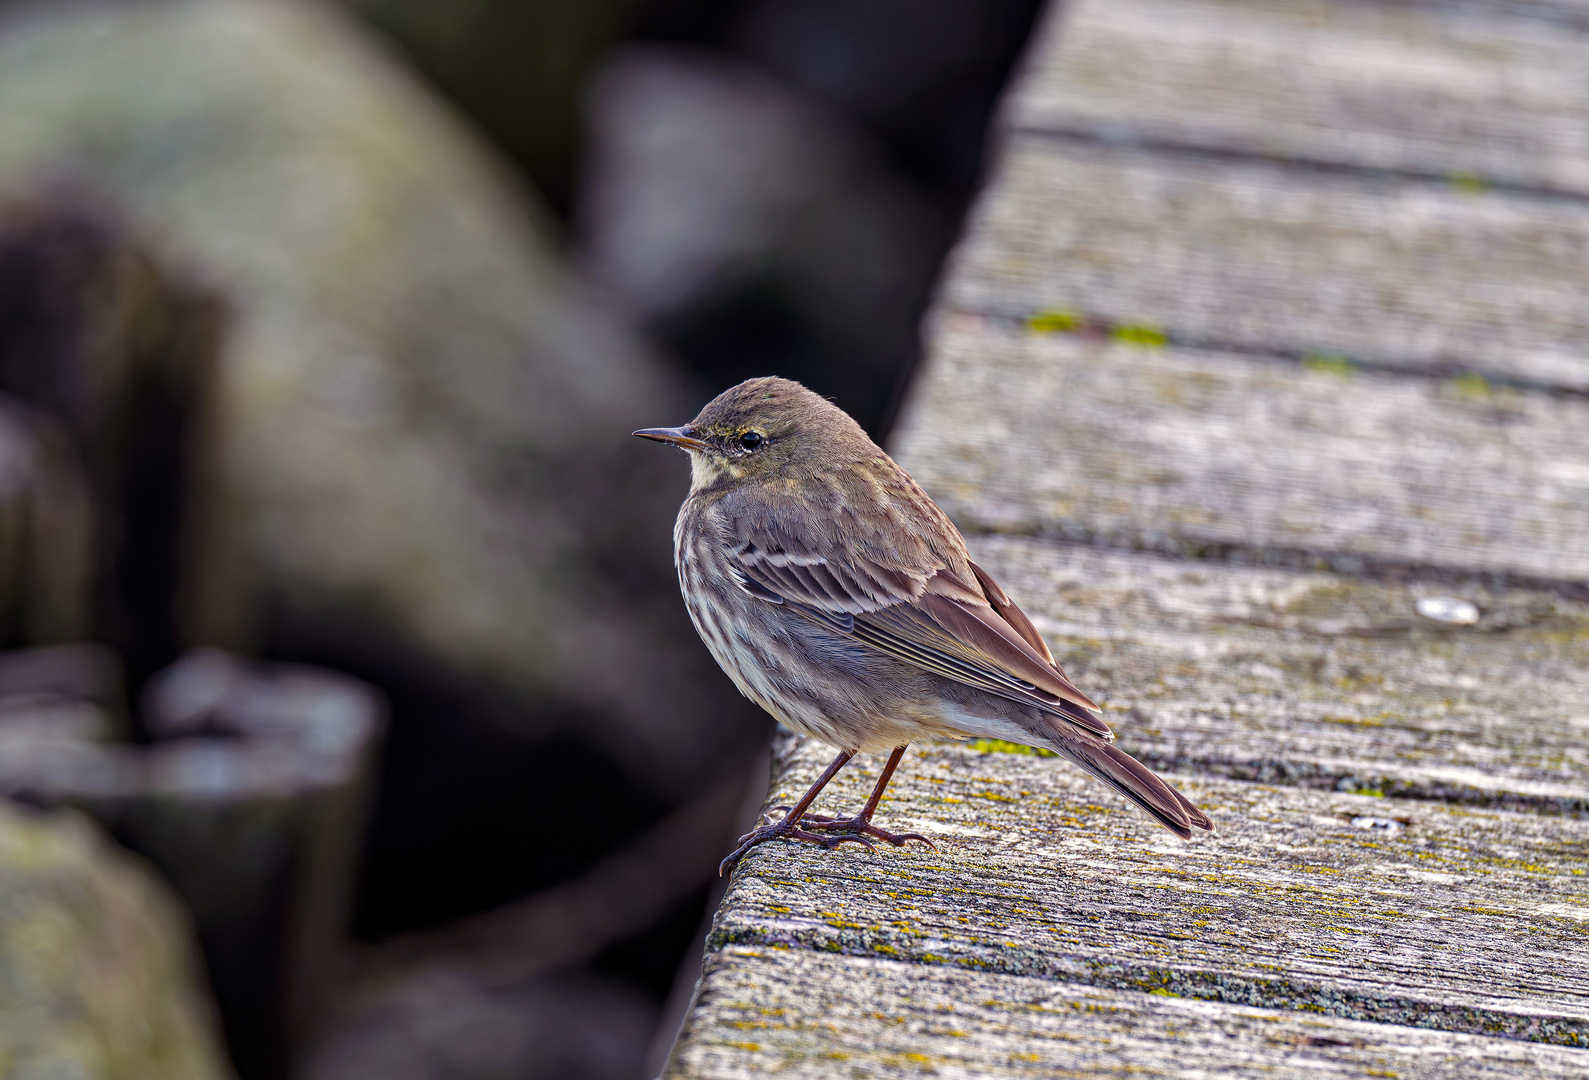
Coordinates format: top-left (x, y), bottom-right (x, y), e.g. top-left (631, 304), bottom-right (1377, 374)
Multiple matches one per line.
top-left (688, 451), bottom-right (745, 491)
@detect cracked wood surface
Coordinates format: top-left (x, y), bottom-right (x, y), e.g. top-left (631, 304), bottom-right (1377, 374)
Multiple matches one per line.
top-left (892, 321), bottom-right (1589, 585)
top-left (676, 946), bottom-right (1589, 1078)
top-left (1011, 0), bottom-right (1589, 194)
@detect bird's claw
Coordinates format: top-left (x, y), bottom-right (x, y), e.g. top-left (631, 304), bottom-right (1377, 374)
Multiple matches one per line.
top-left (720, 810), bottom-right (878, 875)
top-left (798, 814), bottom-right (938, 851)
top-left (721, 806), bottom-right (939, 873)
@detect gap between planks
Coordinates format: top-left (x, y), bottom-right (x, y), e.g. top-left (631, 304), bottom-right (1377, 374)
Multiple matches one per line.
top-left (670, 945), bottom-right (1589, 1079)
top-left (1006, 0), bottom-right (1589, 198)
top-left (891, 321), bottom-right (1589, 588)
top-left (943, 140), bottom-right (1589, 394)
top-left (708, 735), bottom-right (1589, 1047)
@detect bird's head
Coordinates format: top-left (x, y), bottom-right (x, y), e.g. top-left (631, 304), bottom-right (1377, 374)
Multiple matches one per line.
top-left (634, 376), bottom-right (872, 491)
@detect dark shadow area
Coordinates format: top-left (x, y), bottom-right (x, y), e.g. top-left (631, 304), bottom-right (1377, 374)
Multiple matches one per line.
top-left (265, 611), bottom-right (677, 937)
top-left (631, 0), bottom-right (1045, 201)
top-left (350, 0), bottom-right (1046, 438)
top-left (0, 2), bottom-right (1045, 1077)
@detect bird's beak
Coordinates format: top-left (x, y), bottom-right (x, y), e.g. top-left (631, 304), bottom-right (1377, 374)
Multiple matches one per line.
top-left (633, 426), bottom-right (710, 451)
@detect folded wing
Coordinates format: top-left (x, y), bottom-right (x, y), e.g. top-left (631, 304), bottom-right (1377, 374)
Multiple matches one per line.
top-left (722, 491), bottom-right (1108, 740)
top-left (720, 485), bottom-right (1213, 837)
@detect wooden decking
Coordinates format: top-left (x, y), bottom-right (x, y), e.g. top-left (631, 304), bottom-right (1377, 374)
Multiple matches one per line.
top-left (664, 0), bottom-right (1589, 1074)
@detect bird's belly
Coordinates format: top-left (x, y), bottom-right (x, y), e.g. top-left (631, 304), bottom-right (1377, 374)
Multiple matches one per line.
top-left (681, 581), bottom-right (849, 745)
top-left (677, 551), bottom-right (966, 753)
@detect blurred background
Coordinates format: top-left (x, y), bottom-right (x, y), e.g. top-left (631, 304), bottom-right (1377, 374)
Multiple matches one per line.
top-left (0, 0), bottom-right (1045, 1077)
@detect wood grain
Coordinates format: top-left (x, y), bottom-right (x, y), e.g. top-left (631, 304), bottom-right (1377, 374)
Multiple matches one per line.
top-left (672, 945), bottom-right (1589, 1078)
top-left (707, 735), bottom-right (1589, 1045)
top-left (943, 142), bottom-right (1589, 391)
top-left (950, 534), bottom-right (1589, 812)
top-left (669, 0), bottom-right (1589, 1071)
top-left (893, 321), bottom-right (1589, 584)
top-left (1011, 0), bottom-right (1589, 193)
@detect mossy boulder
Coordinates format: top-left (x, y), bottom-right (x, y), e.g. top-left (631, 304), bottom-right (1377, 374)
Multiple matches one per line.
top-left (0, 0), bottom-right (758, 789)
top-left (0, 798), bottom-right (231, 1080)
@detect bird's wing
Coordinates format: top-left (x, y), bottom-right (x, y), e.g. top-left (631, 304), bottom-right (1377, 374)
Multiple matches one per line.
top-left (724, 497), bottom-right (1110, 739)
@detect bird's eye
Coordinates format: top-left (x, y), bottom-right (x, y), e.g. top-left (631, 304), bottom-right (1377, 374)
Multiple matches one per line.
top-left (739, 431), bottom-right (764, 451)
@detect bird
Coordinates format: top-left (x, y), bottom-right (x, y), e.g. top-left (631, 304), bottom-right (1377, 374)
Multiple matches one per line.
top-left (635, 377), bottom-right (1212, 875)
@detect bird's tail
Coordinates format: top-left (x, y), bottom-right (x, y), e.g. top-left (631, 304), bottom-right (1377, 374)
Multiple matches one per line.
top-left (1052, 736), bottom-right (1213, 839)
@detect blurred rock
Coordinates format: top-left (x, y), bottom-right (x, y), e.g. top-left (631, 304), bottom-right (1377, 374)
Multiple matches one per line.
top-left (338, 0), bottom-right (639, 215)
top-left (0, 797), bottom-right (233, 1080)
top-left (578, 46), bottom-right (949, 433)
top-left (328, 0), bottom-right (1041, 436)
top-left (0, 646), bottom-right (385, 1080)
top-left (301, 968), bottom-right (656, 1080)
top-left (0, 0), bottom-right (761, 793)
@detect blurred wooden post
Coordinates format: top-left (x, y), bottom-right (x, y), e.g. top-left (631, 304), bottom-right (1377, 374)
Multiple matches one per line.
top-left (662, 0), bottom-right (1589, 1074)
top-left (0, 400), bottom-right (93, 646)
top-left (0, 194), bottom-right (381, 1080)
top-left (0, 194), bottom-right (225, 691)
top-left (0, 646), bottom-right (384, 1080)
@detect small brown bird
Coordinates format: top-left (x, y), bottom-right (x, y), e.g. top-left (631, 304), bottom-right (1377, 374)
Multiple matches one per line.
top-left (636, 377), bottom-right (1212, 874)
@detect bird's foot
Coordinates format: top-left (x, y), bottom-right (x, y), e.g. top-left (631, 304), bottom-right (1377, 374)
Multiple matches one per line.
top-left (718, 810), bottom-right (874, 876)
top-left (769, 807), bottom-right (937, 851)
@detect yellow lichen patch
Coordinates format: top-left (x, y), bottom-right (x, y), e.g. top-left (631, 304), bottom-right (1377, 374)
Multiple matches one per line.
top-left (1028, 309), bottom-right (1081, 333)
top-left (1114, 323), bottom-right (1169, 347)
top-left (1321, 714), bottom-right (1384, 729)
top-left (968, 737), bottom-right (1059, 759)
top-left (1303, 353), bottom-right (1355, 378)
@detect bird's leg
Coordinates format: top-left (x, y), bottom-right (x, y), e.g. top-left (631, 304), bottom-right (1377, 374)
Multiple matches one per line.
top-left (719, 749), bottom-right (873, 876)
top-left (787, 745), bottom-right (936, 850)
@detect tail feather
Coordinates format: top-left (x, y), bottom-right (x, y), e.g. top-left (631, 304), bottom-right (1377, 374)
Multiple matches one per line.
top-left (1166, 783), bottom-right (1213, 832)
top-left (1053, 737), bottom-right (1213, 839)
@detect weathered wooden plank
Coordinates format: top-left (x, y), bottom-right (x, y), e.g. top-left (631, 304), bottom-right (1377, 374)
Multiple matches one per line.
top-left (709, 735), bottom-right (1589, 1045)
top-left (942, 141), bottom-right (1589, 391)
top-left (1011, 0), bottom-right (1589, 193)
top-left (670, 945), bottom-right (1589, 1078)
top-left (671, 0), bottom-right (1589, 1070)
top-left (961, 534), bottom-right (1589, 811)
top-left (893, 321), bottom-right (1589, 584)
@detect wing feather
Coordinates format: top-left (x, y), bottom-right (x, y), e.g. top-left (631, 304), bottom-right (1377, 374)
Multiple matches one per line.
top-left (724, 491), bottom-right (1108, 739)
top-left (970, 560), bottom-right (1056, 665)
top-left (712, 479), bottom-right (1211, 837)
